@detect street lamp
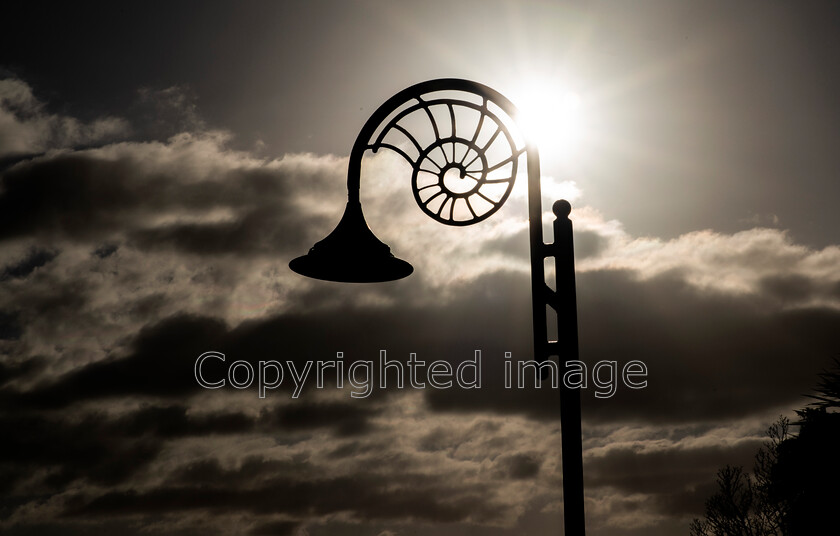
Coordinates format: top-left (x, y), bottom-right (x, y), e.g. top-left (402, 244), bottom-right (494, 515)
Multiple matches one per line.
top-left (290, 78), bottom-right (586, 535)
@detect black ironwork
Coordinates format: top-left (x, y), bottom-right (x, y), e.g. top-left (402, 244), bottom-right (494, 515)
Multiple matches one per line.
top-left (370, 93), bottom-right (521, 225)
top-left (290, 78), bottom-right (586, 535)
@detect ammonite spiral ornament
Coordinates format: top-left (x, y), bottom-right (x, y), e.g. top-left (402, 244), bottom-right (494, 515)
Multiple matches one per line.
top-left (366, 90), bottom-right (525, 226)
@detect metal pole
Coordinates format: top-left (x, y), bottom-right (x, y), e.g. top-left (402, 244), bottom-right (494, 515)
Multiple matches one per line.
top-left (550, 199), bottom-right (585, 535)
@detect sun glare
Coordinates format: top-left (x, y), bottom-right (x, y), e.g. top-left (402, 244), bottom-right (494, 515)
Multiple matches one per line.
top-left (513, 81), bottom-right (585, 161)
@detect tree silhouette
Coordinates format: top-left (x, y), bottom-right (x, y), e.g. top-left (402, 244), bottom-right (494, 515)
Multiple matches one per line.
top-left (689, 420), bottom-right (788, 536)
top-left (691, 359), bottom-right (840, 535)
top-left (804, 358), bottom-right (840, 410)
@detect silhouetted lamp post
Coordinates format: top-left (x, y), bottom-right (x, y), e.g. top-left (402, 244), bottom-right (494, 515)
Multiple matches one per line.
top-left (290, 79), bottom-right (586, 535)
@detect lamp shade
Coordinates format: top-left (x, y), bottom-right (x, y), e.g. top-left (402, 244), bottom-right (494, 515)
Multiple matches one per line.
top-left (289, 200), bottom-right (413, 283)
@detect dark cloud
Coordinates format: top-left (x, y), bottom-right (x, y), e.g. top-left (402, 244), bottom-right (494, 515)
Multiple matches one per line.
top-left (122, 293), bottom-right (170, 322)
top-left (248, 520), bottom-right (299, 536)
top-left (425, 269), bottom-right (840, 425)
top-left (9, 264), bottom-right (836, 428)
top-left (580, 439), bottom-right (770, 527)
top-left (3, 315), bottom-right (227, 408)
top-left (573, 230), bottom-right (607, 260)
top-left (166, 457), bottom-right (315, 488)
top-left (0, 355), bottom-right (45, 385)
top-left (0, 400), bottom-right (385, 502)
top-left (4, 272), bottom-right (91, 330)
top-left (587, 441), bottom-right (760, 499)
top-left (0, 149), bottom-right (332, 255)
top-left (0, 77), bottom-right (128, 157)
top-left (1, 277), bottom-right (527, 408)
top-left (0, 155), bottom-right (149, 240)
top-left (265, 401), bottom-right (379, 437)
top-left (0, 309), bottom-right (22, 340)
top-left (111, 404), bottom-right (255, 438)
top-left (417, 427), bottom-right (456, 452)
top-left (92, 243), bottom-right (119, 258)
top-left (481, 227), bottom-right (530, 259)
top-left (0, 405), bottom-right (257, 489)
top-left (129, 206), bottom-right (304, 256)
top-left (494, 452), bottom-right (542, 480)
top-left (758, 273), bottom-right (815, 303)
top-left (0, 412), bottom-right (163, 489)
top-left (0, 247), bottom-right (58, 280)
top-left (68, 468), bottom-right (504, 525)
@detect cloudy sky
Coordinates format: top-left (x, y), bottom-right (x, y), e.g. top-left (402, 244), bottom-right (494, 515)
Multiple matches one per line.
top-left (1, 1), bottom-right (839, 535)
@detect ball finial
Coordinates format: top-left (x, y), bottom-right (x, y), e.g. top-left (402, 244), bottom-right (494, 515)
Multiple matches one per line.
top-left (553, 199), bottom-right (572, 218)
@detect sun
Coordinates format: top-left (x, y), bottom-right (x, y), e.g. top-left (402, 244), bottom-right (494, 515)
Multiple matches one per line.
top-left (511, 81), bottom-right (585, 161)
